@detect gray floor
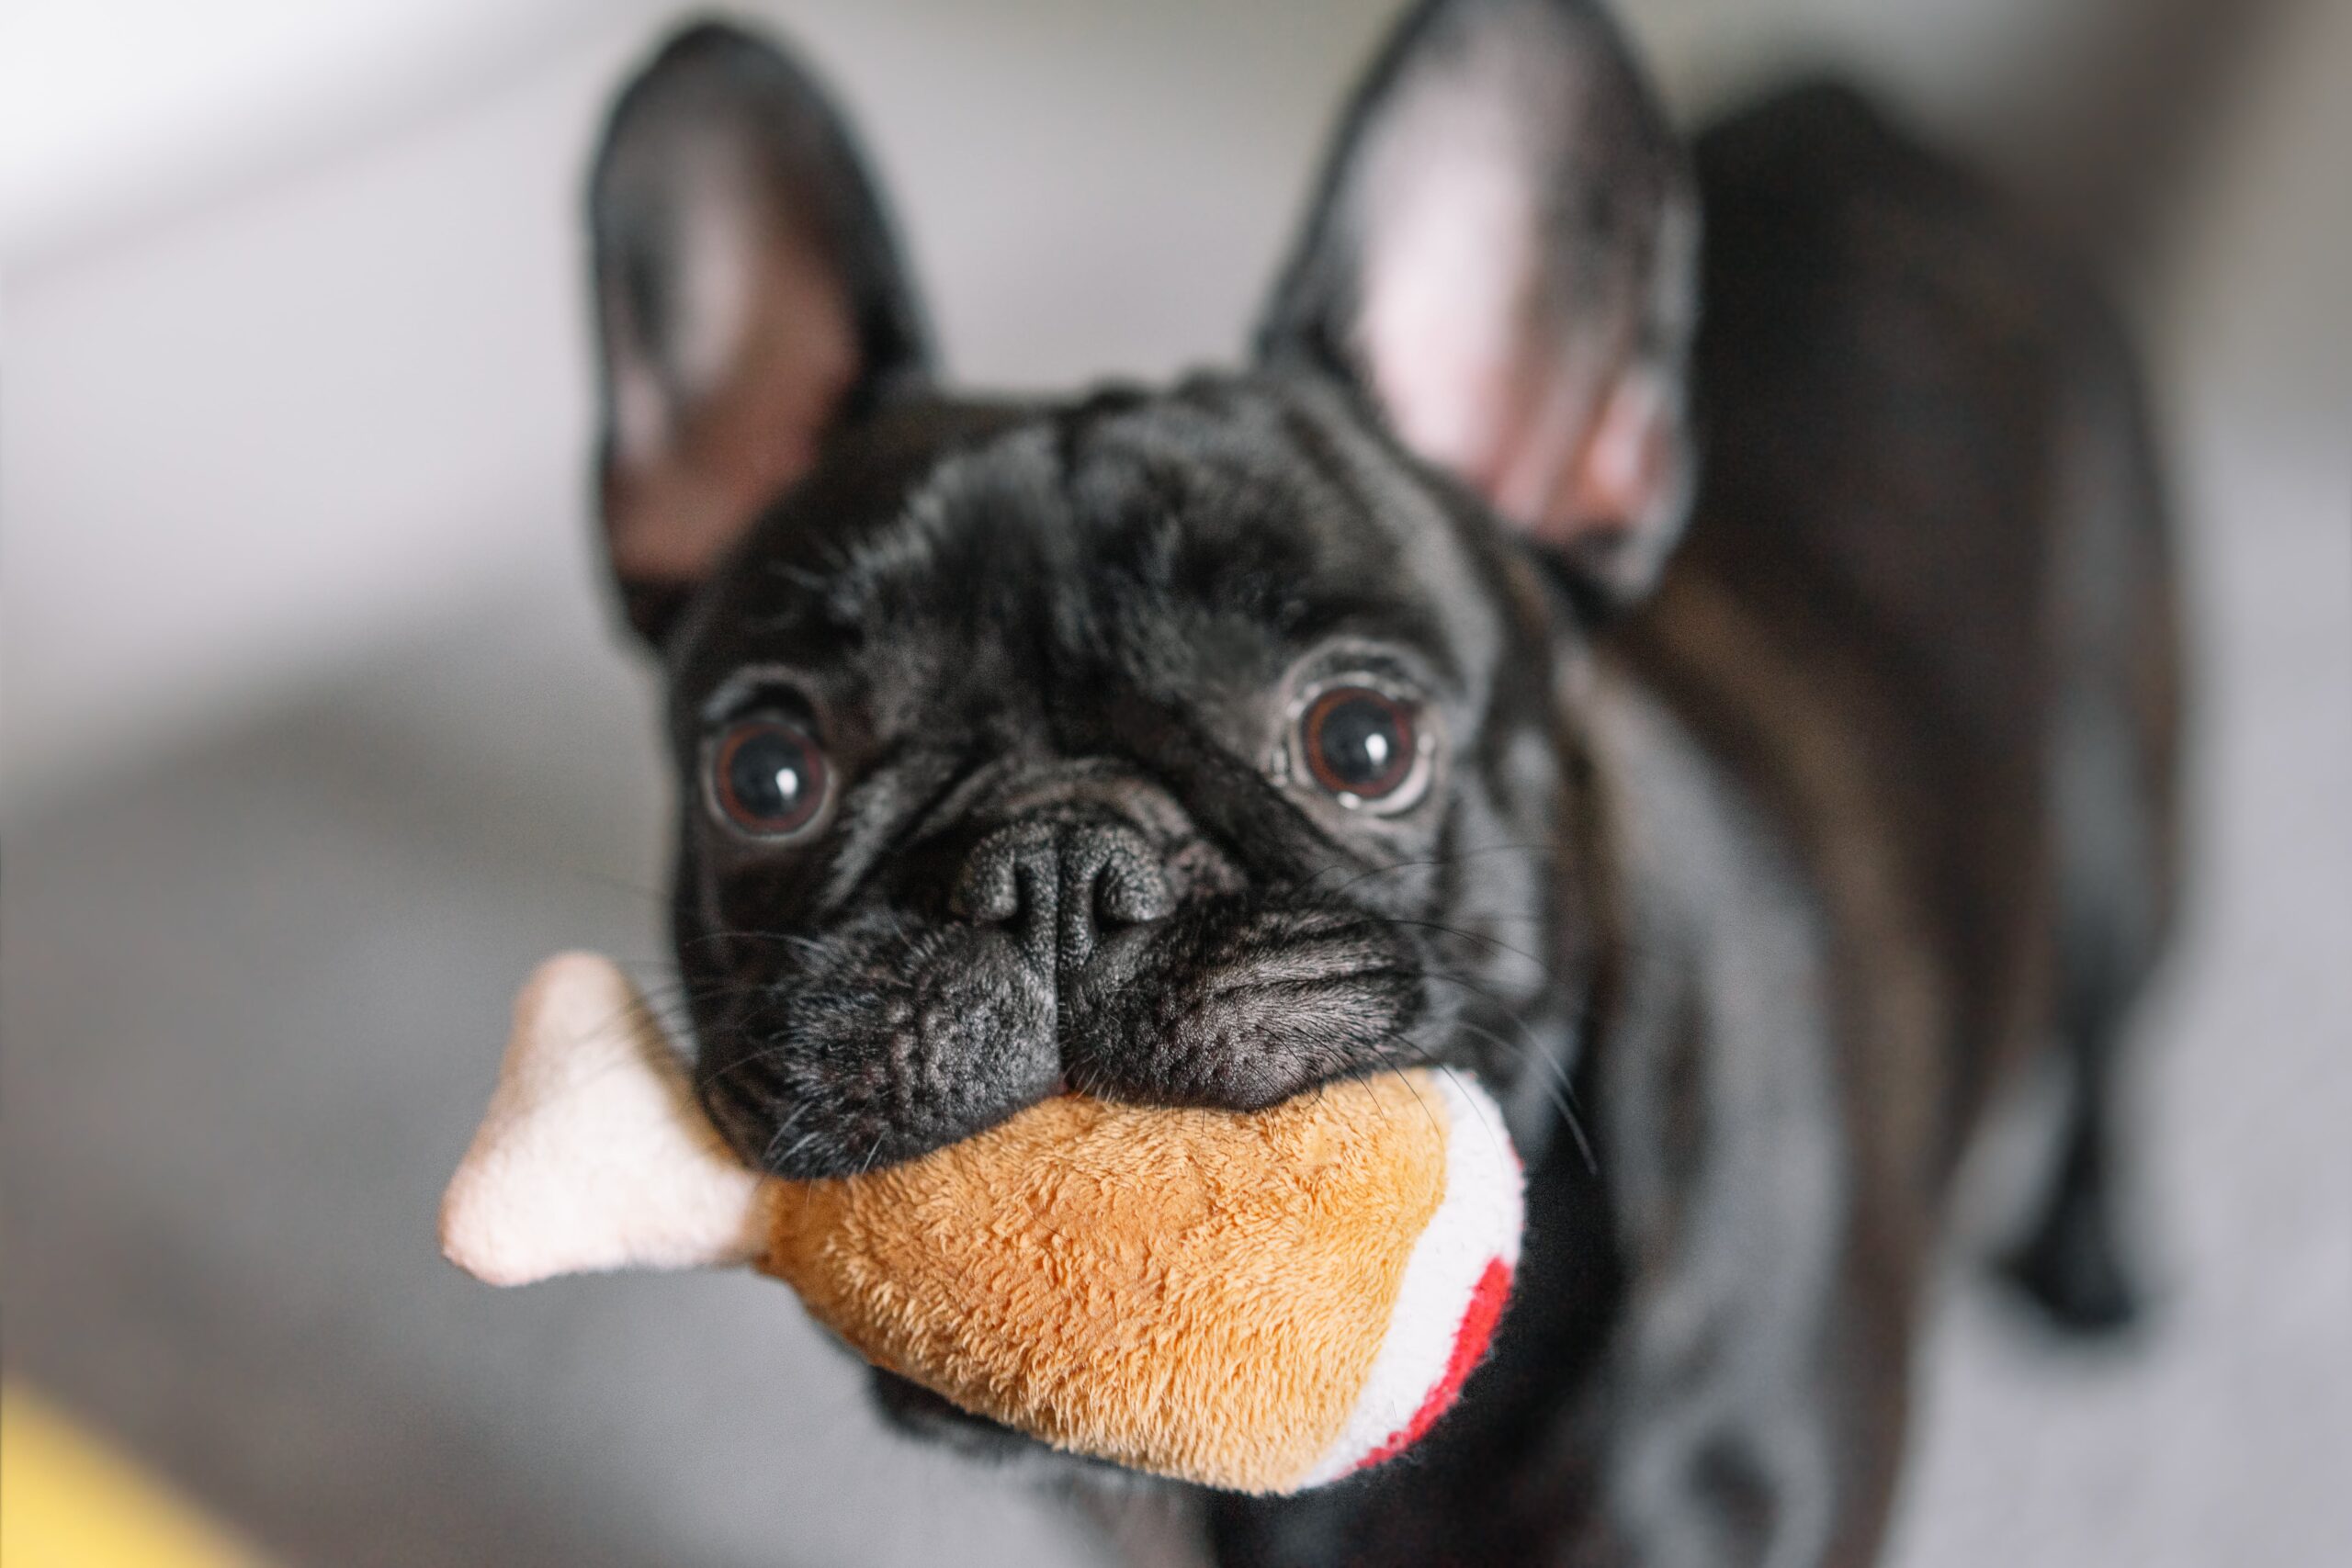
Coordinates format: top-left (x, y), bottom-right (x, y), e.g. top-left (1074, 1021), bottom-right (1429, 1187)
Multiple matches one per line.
top-left (6, 402), bottom-right (2346, 1567)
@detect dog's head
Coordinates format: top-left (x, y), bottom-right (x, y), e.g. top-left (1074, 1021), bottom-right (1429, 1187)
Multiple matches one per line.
top-left (585, 0), bottom-right (1690, 1409)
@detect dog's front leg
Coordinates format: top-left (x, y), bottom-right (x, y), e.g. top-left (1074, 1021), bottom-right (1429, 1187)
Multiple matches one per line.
top-left (1581, 688), bottom-right (1916, 1568)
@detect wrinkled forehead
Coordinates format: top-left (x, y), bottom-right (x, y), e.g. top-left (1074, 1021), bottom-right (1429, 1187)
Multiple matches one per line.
top-left (677, 376), bottom-right (1508, 717)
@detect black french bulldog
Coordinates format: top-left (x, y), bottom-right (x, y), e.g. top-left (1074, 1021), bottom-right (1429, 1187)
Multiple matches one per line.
top-left (582, 3), bottom-right (2181, 1563)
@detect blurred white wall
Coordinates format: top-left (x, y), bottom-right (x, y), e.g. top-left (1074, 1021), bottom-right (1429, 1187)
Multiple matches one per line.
top-left (3, 0), bottom-right (2341, 810)
top-left (0, 0), bottom-right (643, 259)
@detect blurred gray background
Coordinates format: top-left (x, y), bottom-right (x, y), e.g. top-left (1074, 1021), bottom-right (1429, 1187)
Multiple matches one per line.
top-left (4, 2), bottom-right (2346, 1564)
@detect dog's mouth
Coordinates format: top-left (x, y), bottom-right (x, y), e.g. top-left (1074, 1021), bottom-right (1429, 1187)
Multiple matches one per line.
top-left (694, 894), bottom-right (1436, 1182)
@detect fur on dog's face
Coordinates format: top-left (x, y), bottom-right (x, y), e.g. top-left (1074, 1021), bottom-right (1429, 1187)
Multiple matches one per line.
top-left (668, 376), bottom-right (1562, 1178)
top-left (588, 3), bottom-right (1692, 1190)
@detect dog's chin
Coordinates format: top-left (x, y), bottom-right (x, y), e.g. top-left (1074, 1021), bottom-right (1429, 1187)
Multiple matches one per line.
top-left (867, 1369), bottom-right (1146, 1487)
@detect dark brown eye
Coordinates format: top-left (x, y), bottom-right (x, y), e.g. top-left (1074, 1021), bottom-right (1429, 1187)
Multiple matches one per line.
top-left (711, 719), bottom-right (830, 839)
top-left (1299, 684), bottom-right (1422, 807)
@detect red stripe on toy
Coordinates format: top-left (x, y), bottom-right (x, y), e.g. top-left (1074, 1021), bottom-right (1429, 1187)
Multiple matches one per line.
top-left (1354, 1255), bottom-right (1512, 1472)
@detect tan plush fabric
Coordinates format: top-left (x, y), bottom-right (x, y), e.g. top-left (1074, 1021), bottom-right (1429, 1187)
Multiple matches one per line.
top-left (760, 1077), bottom-right (1450, 1494)
top-left (441, 954), bottom-right (1498, 1495)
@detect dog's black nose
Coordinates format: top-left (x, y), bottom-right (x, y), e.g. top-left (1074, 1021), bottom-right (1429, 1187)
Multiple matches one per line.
top-left (951, 815), bottom-right (1172, 972)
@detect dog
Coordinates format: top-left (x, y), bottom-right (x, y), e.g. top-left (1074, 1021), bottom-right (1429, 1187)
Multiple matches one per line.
top-left (579, 3), bottom-right (2180, 1562)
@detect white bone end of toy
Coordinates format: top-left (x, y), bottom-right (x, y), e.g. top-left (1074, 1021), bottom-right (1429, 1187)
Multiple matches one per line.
top-left (439, 952), bottom-right (767, 1286)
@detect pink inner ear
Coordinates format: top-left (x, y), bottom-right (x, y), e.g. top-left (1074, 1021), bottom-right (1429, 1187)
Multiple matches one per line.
top-left (1354, 42), bottom-right (1551, 493)
top-left (1373, 295), bottom-right (1668, 558)
top-left (604, 231), bottom-right (858, 587)
top-left (1554, 370), bottom-right (1674, 543)
top-left (1345, 22), bottom-right (1668, 561)
top-left (1301, 0), bottom-right (1694, 599)
top-left (1358, 168), bottom-right (1536, 480)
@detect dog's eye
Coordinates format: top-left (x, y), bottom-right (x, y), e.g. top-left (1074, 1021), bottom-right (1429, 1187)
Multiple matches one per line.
top-left (1297, 683), bottom-right (1426, 809)
top-left (710, 719), bottom-right (831, 839)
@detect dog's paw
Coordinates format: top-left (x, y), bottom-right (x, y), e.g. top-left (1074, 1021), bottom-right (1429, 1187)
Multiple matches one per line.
top-left (1999, 1188), bottom-right (2143, 1335)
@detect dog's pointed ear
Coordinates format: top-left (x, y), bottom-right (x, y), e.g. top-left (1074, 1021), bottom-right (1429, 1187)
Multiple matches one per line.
top-left (590, 21), bottom-right (931, 643)
top-left (1258, 0), bottom-right (1697, 604)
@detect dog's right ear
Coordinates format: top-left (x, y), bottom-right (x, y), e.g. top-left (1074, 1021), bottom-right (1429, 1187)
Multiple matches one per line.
top-left (589, 22), bottom-right (931, 643)
top-left (1258, 0), bottom-right (1696, 606)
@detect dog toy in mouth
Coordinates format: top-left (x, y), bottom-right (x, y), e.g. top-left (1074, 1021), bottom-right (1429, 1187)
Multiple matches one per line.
top-left (440, 953), bottom-right (1523, 1494)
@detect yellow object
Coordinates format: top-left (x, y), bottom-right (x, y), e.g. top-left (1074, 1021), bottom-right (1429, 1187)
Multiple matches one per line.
top-left (0, 1384), bottom-right (263, 1568)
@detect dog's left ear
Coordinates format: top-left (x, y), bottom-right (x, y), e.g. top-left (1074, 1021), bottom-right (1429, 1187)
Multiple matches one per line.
top-left (589, 22), bottom-right (931, 643)
top-left (1259, 0), bottom-right (1697, 604)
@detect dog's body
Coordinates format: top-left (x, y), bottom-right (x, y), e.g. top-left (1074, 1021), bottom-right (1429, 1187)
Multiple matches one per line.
top-left (580, 6), bottom-right (2179, 1565)
top-left (1208, 83), bottom-right (2181, 1568)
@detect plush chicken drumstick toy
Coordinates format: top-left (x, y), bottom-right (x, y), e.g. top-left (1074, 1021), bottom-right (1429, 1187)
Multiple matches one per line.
top-left (441, 953), bottom-right (1522, 1495)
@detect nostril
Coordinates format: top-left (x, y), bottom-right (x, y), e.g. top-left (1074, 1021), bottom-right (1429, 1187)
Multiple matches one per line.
top-left (950, 821), bottom-right (1052, 928)
top-left (1055, 824), bottom-right (1170, 971)
top-left (951, 853), bottom-right (1022, 925)
top-left (1091, 840), bottom-right (1174, 928)
top-left (950, 823), bottom-right (1067, 979)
